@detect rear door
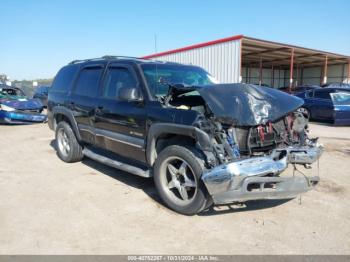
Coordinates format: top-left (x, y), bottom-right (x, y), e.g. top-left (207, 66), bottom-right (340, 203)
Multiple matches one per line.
top-left (93, 63), bottom-right (147, 163)
top-left (71, 64), bottom-right (105, 145)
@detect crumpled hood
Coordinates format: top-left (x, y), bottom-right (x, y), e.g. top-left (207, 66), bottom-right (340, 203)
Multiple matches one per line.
top-left (197, 83), bottom-right (304, 126)
top-left (1, 98), bottom-right (44, 111)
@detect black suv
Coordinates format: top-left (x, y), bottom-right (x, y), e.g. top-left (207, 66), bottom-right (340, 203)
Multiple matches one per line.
top-left (48, 56), bottom-right (323, 215)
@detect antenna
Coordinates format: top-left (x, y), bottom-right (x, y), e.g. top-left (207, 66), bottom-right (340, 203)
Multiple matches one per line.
top-left (154, 34), bottom-right (159, 94)
top-left (154, 34), bottom-right (158, 54)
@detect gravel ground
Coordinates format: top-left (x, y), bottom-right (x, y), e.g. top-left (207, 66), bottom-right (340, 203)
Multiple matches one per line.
top-left (0, 122), bottom-right (349, 254)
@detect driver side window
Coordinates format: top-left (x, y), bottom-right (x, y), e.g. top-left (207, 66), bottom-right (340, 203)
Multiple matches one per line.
top-left (103, 67), bottom-right (137, 100)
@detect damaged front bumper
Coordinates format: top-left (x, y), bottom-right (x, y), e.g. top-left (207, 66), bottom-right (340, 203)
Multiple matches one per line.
top-left (202, 144), bottom-right (323, 204)
top-left (0, 110), bottom-right (47, 124)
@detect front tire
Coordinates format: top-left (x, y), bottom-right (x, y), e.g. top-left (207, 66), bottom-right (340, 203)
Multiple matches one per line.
top-left (153, 145), bottom-right (210, 215)
top-left (55, 121), bottom-right (83, 163)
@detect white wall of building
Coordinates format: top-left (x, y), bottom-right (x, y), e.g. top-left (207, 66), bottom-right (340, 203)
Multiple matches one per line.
top-left (150, 40), bottom-right (241, 83)
top-left (149, 38), bottom-right (348, 87)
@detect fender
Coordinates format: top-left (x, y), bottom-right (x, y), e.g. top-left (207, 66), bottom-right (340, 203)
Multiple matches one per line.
top-left (146, 123), bottom-right (212, 166)
top-left (52, 106), bottom-right (82, 141)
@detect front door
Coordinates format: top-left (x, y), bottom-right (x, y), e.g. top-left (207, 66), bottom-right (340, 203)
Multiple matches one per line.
top-left (93, 64), bottom-right (147, 163)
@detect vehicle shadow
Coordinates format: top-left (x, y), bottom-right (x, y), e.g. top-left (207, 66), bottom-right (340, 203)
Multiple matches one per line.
top-left (49, 139), bottom-right (294, 216)
top-left (82, 157), bottom-right (293, 216)
top-left (81, 157), bottom-right (161, 203)
top-left (198, 199), bottom-right (292, 216)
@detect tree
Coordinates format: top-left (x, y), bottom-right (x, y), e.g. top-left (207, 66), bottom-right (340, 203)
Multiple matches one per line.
top-left (0, 74), bottom-right (9, 84)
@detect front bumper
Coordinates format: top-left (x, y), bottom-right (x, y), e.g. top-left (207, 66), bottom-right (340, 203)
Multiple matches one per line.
top-left (202, 144), bottom-right (323, 204)
top-left (0, 110), bottom-right (47, 124)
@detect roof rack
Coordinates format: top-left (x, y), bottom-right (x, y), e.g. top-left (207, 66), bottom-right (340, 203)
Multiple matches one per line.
top-left (69, 55), bottom-right (145, 65)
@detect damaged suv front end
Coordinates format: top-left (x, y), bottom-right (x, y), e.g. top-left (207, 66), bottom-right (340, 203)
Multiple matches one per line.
top-left (165, 83), bottom-right (323, 205)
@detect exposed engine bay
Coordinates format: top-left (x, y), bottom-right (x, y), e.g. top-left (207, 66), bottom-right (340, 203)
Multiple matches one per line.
top-left (192, 110), bottom-right (313, 165)
top-left (162, 83), bottom-right (320, 167)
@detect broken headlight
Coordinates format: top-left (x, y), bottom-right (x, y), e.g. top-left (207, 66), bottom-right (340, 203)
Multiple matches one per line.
top-left (0, 104), bottom-right (15, 112)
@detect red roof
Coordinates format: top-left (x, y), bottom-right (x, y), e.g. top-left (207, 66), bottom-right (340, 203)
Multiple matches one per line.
top-left (142, 34), bottom-right (244, 59)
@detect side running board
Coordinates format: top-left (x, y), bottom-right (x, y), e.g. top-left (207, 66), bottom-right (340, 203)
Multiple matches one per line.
top-left (82, 148), bottom-right (151, 178)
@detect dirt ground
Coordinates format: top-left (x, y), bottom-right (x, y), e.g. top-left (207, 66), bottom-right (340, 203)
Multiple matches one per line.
top-left (0, 122), bottom-right (349, 254)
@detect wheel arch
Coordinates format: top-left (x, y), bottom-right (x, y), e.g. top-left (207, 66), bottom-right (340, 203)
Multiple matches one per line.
top-left (146, 123), bottom-right (212, 166)
top-left (52, 106), bottom-right (81, 141)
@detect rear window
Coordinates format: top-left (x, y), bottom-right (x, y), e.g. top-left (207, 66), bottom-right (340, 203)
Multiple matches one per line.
top-left (51, 65), bottom-right (79, 92)
top-left (331, 92), bottom-right (350, 106)
top-left (74, 67), bottom-right (104, 97)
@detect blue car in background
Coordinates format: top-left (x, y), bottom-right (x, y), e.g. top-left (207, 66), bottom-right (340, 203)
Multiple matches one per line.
top-left (295, 87), bottom-right (350, 125)
top-left (0, 85), bottom-right (47, 124)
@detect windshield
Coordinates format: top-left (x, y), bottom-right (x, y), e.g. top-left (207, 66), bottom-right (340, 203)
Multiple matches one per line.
top-left (0, 88), bottom-right (26, 100)
top-left (331, 92), bottom-right (350, 106)
top-left (141, 63), bottom-right (219, 98)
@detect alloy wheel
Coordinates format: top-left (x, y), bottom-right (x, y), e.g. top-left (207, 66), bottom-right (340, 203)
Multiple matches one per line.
top-left (57, 128), bottom-right (70, 157)
top-left (160, 156), bottom-right (198, 206)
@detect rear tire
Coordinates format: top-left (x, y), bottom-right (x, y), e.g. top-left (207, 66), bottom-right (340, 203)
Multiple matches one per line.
top-left (55, 121), bottom-right (83, 163)
top-left (154, 145), bottom-right (211, 215)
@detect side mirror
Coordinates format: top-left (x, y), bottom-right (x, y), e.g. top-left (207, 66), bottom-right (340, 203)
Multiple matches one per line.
top-left (118, 87), bottom-right (142, 102)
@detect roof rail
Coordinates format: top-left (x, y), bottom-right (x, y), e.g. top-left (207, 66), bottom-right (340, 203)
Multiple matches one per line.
top-left (69, 55), bottom-right (144, 65)
top-left (101, 55), bottom-right (142, 60)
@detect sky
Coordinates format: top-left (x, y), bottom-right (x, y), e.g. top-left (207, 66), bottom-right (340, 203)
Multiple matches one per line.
top-left (1, 0), bottom-right (350, 80)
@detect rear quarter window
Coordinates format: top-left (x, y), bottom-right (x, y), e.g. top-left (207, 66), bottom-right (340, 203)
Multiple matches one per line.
top-left (51, 65), bottom-right (79, 92)
top-left (314, 90), bottom-right (331, 100)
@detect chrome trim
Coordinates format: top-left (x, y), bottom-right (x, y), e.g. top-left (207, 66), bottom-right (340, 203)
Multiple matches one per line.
top-left (212, 176), bottom-right (320, 204)
top-left (286, 144), bottom-right (324, 165)
top-left (202, 154), bottom-right (288, 196)
top-left (95, 133), bottom-right (143, 148)
top-left (77, 124), bottom-right (145, 149)
top-left (202, 144), bottom-right (323, 204)
top-left (79, 128), bottom-right (95, 135)
top-left (96, 128), bottom-right (144, 148)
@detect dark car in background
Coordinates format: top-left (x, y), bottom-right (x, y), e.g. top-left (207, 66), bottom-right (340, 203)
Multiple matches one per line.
top-left (33, 85), bottom-right (50, 107)
top-left (295, 87), bottom-right (350, 125)
top-left (279, 85), bottom-right (319, 94)
top-left (291, 85), bottom-right (320, 94)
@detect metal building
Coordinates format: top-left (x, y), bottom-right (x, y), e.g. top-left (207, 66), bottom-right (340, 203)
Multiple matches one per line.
top-left (143, 35), bottom-right (350, 91)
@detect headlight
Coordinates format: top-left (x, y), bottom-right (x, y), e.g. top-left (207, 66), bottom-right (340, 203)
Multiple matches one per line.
top-left (0, 104), bottom-right (15, 112)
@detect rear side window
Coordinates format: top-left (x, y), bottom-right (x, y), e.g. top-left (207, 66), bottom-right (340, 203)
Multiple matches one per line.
top-left (314, 90), bottom-right (331, 100)
top-left (51, 65), bottom-right (79, 92)
top-left (74, 67), bottom-right (104, 97)
top-left (102, 67), bottom-right (137, 99)
top-left (305, 91), bottom-right (314, 98)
